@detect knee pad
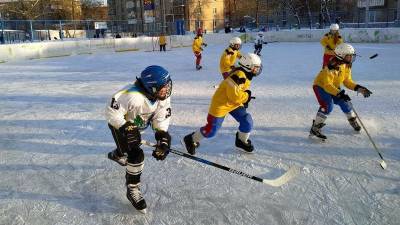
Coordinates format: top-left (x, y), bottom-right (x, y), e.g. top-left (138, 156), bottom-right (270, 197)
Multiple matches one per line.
top-left (319, 104), bottom-right (333, 115)
top-left (200, 126), bottom-right (218, 138)
top-left (127, 147), bottom-right (144, 164)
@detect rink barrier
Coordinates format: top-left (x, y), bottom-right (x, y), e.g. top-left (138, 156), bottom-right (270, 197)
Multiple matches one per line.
top-left (0, 28), bottom-right (398, 62)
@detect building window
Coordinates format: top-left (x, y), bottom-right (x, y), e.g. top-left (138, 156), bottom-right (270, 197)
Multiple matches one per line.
top-left (213, 8), bottom-right (217, 15)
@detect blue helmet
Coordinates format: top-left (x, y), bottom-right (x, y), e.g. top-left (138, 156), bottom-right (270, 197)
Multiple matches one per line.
top-left (138, 65), bottom-right (172, 100)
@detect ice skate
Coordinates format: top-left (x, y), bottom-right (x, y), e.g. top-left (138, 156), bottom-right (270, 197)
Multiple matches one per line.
top-left (348, 117), bottom-right (361, 132)
top-left (107, 149), bottom-right (127, 166)
top-left (309, 120), bottom-right (327, 141)
top-left (235, 132), bottom-right (254, 153)
top-left (182, 132), bottom-right (200, 155)
top-left (126, 183), bottom-right (147, 214)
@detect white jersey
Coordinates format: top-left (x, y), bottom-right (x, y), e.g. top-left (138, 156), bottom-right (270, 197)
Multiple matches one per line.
top-left (255, 35), bottom-right (264, 45)
top-left (105, 83), bottom-right (171, 131)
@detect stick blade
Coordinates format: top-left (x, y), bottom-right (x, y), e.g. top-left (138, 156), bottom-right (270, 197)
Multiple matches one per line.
top-left (262, 166), bottom-right (300, 187)
top-left (380, 160), bottom-right (387, 170)
top-left (369, 53), bottom-right (378, 59)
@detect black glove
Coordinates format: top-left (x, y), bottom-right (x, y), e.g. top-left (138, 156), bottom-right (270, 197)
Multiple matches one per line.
top-left (152, 130), bottom-right (171, 161)
top-left (243, 90), bottom-right (255, 108)
top-left (336, 90), bottom-right (351, 102)
top-left (354, 84), bottom-right (372, 98)
top-left (119, 121), bottom-right (141, 148)
top-left (202, 43), bottom-right (207, 47)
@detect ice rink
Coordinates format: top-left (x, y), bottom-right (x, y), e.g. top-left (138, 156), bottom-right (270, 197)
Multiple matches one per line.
top-left (0, 41), bottom-right (399, 225)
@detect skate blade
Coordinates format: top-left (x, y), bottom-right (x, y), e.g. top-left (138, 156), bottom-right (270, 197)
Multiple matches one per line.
top-left (235, 147), bottom-right (254, 154)
top-left (308, 134), bottom-right (326, 142)
top-left (138, 208), bottom-right (147, 214)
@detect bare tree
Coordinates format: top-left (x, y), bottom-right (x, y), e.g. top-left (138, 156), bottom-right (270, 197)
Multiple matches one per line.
top-left (1, 0), bottom-right (49, 20)
top-left (282, 0), bottom-right (303, 28)
top-left (305, 0), bottom-right (313, 29)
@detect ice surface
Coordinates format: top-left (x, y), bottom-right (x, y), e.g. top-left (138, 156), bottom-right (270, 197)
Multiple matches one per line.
top-left (0, 42), bottom-right (399, 225)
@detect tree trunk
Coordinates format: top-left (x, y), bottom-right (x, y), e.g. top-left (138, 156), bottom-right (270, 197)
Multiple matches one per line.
top-left (305, 0), bottom-right (313, 29)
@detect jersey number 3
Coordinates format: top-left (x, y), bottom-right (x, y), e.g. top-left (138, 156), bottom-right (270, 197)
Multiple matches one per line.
top-left (111, 98), bottom-right (119, 110)
top-left (166, 108), bottom-right (171, 118)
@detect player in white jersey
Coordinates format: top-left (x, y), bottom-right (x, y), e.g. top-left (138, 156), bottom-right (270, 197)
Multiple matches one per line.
top-left (105, 65), bottom-right (172, 214)
top-left (254, 32), bottom-right (266, 56)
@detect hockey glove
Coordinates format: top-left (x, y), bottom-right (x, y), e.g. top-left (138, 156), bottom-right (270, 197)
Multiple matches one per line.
top-left (336, 90), bottom-right (351, 102)
top-left (119, 121), bottom-right (141, 148)
top-left (354, 85), bottom-right (372, 98)
top-left (202, 43), bottom-right (207, 47)
top-left (243, 90), bottom-right (255, 108)
top-left (152, 130), bottom-right (171, 161)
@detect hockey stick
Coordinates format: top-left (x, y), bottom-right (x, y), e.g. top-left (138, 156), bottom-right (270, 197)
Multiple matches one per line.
top-left (141, 140), bottom-right (300, 187)
top-left (348, 102), bottom-right (387, 169)
top-left (357, 53), bottom-right (378, 59)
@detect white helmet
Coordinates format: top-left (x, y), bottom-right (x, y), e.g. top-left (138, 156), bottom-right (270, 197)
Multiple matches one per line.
top-left (238, 53), bottom-right (262, 76)
top-left (258, 31), bottom-right (264, 36)
top-left (229, 37), bottom-right (242, 48)
top-left (330, 23), bottom-right (339, 31)
top-left (334, 43), bottom-right (356, 63)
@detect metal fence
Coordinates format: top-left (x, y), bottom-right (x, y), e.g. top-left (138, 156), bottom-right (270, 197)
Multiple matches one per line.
top-left (1, 13), bottom-right (399, 44)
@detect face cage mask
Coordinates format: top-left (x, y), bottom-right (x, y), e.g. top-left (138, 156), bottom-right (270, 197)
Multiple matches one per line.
top-left (340, 54), bottom-right (356, 64)
top-left (230, 43), bottom-right (241, 50)
top-left (154, 79), bottom-right (172, 101)
top-left (252, 64), bottom-right (263, 76)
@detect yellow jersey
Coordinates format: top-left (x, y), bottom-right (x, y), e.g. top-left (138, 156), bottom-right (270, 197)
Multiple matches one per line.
top-left (313, 64), bottom-right (357, 96)
top-left (219, 47), bottom-right (242, 74)
top-left (159, 35), bottom-right (166, 45)
top-left (192, 36), bottom-right (203, 52)
top-left (209, 69), bottom-right (251, 117)
top-left (320, 32), bottom-right (343, 55)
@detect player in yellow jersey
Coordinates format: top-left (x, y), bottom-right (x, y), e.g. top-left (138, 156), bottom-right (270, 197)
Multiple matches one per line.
top-left (219, 37), bottom-right (242, 79)
top-left (183, 53), bottom-right (262, 154)
top-left (310, 43), bottom-right (372, 140)
top-left (320, 23), bottom-right (343, 67)
top-left (192, 28), bottom-right (207, 70)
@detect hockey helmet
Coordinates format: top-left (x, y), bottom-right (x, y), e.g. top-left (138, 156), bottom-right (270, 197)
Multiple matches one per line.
top-left (330, 23), bottom-right (339, 31)
top-left (334, 43), bottom-right (356, 64)
top-left (238, 53), bottom-right (262, 76)
top-left (138, 65), bottom-right (172, 100)
top-left (229, 37), bottom-right (242, 49)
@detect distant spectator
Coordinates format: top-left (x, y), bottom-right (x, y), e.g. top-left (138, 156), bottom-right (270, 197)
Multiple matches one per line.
top-left (225, 24), bottom-right (231, 33)
top-left (239, 26), bottom-right (246, 33)
top-left (59, 30), bottom-right (64, 40)
top-left (116, 33), bottom-right (121, 39)
top-left (159, 33), bottom-right (167, 52)
top-left (25, 32), bottom-right (30, 42)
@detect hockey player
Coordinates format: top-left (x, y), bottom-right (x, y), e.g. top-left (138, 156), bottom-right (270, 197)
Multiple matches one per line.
top-left (105, 65), bottom-right (173, 213)
top-left (183, 53), bottom-right (262, 154)
top-left (192, 28), bottom-right (207, 70)
top-left (310, 43), bottom-right (372, 140)
top-left (320, 23), bottom-right (343, 67)
top-left (159, 33), bottom-right (167, 52)
top-left (219, 37), bottom-right (242, 79)
top-left (254, 32), bottom-right (266, 56)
